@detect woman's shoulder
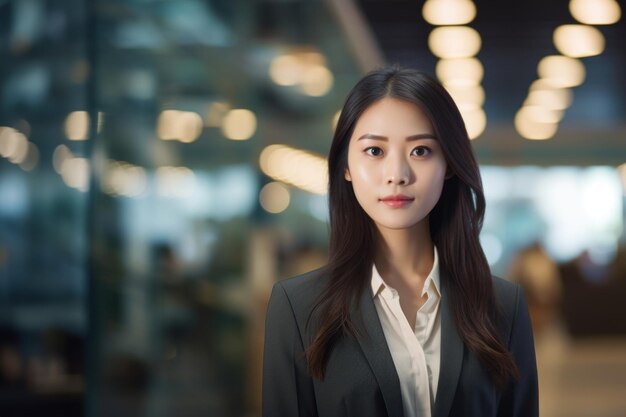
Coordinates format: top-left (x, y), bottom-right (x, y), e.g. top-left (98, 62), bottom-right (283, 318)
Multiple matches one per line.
top-left (491, 275), bottom-right (520, 307)
top-left (271, 266), bottom-right (330, 315)
top-left (491, 275), bottom-right (528, 341)
top-left (278, 265), bottom-right (329, 292)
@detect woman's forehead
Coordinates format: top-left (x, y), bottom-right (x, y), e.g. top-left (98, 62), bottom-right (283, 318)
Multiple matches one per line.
top-left (351, 97), bottom-right (434, 139)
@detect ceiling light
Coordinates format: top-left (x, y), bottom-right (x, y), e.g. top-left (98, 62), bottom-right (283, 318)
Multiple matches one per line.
top-left (7, 134), bottom-right (29, 164)
top-left (177, 112), bottom-right (203, 143)
top-left (515, 108), bottom-right (559, 140)
top-left (53, 145), bottom-right (73, 174)
top-left (19, 143), bottom-right (39, 171)
top-left (157, 110), bottom-right (180, 140)
top-left (61, 157), bottom-right (90, 191)
top-left (269, 54), bottom-right (301, 87)
top-left (519, 105), bottom-right (564, 124)
top-left (428, 26), bottom-right (481, 59)
top-left (437, 58), bottom-right (484, 87)
top-left (300, 65), bottom-right (333, 97)
top-left (64, 111), bottom-right (90, 140)
top-left (259, 182), bottom-right (291, 214)
top-left (569, 0), bottom-right (621, 25)
top-left (554, 24), bottom-right (605, 58)
top-left (422, 0), bottom-right (477, 25)
top-left (460, 107), bottom-right (486, 139)
top-left (444, 84), bottom-right (485, 110)
top-left (525, 86), bottom-right (573, 110)
top-left (537, 55), bottom-right (586, 88)
top-left (222, 109), bottom-right (257, 140)
top-left (259, 145), bottom-right (328, 195)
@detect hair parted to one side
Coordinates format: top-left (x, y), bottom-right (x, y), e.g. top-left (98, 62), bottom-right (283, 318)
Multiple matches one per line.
top-left (304, 65), bottom-right (519, 388)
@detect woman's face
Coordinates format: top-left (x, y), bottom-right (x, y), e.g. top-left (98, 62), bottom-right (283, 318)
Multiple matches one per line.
top-left (344, 97), bottom-right (448, 232)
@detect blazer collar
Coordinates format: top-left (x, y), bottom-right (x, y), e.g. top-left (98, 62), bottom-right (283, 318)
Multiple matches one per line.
top-left (433, 278), bottom-right (463, 417)
top-left (353, 285), bottom-right (405, 417)
top-left (353, 273), bottom-right (464, 417)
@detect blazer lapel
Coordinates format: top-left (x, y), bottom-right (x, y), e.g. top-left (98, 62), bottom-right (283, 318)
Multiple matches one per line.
top-left (433, 279), bottom-right (463, 417)
top-left (352, 286), bottom-right (405, 417)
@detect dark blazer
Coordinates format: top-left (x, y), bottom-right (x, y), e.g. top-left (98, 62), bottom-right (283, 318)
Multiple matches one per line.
top-left (262, 267), bottom-right (538, 417)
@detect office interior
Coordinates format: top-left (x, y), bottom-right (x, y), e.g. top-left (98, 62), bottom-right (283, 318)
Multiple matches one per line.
top-left (0, 0), bottom-right (625, 416)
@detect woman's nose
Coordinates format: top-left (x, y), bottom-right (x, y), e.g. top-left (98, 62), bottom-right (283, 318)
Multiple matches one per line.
top-left (385, 155), bottom-right (411, 185)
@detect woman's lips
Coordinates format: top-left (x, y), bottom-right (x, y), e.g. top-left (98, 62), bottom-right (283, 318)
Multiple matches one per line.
top-left (380, 195), bottom-right (415, 208)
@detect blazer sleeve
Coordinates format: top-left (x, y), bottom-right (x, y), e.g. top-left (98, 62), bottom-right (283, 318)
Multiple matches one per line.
top-left (262, 281), bottom-right (318, 417)
top-left (498, 285), bottom-right (539, 417)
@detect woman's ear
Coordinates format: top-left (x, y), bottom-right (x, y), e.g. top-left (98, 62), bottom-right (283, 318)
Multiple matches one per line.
top-left (344, 168), bottom-right (352, 182)
top-left (445, 168), bottom-right (454, 180)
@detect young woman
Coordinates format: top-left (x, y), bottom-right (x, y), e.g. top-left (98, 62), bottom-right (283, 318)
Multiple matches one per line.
top-left (262, 66), bottom-right (538, 417)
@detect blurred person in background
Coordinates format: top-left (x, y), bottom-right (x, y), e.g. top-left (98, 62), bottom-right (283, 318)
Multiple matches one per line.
top-left (506, 241), bottom-right (562, 336)
top-left (262, 66), bottom-right (538, 417)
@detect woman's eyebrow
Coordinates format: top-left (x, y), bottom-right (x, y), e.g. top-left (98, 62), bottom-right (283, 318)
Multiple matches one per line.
top-left (356, 133), bottom-right (438, 141)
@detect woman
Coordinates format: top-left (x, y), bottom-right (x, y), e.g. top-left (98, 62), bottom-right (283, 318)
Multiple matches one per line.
top-left (262, 66), bottom-right (538, 417)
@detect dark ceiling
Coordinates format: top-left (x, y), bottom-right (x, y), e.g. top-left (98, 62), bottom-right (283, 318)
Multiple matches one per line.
top-left (356, 0), bottom-right (626, 165)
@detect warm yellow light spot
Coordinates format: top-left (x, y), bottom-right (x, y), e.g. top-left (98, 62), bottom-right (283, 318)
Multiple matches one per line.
top-left (519, 105), bottom-right (564, 124)
top-left (515, 108), bottom-right (559, 140)
top-left (0, 127), bottom-right (17, 158)
top-left (554, 24), bottom-right (605, 58)
top-left (0, 127), bottom-right (29, 163)
top-left (7, 134), bottom-right (29, 164)
top-left (259, 182), bottom-right (291, 214)
top-left (61, 157), bottom-right (90, 191)
top-left (19, 143), bottom-right (39, 171)
top-left (157, 110), bottom-right (203, 142)
top-left (444, 84), bottom-right (485, 110)
top-left (221, 109), bottom-right (257, 140)
top-left (157, 110), bottom-right (180, 140)
top-left (259, 145), bottom-right (328, 195)
top-left (64, 111), bottom-right (90, 140)
top-left (537, 55), bottom-right (586, 88)
top-left (53, 144), bottom-right (73, 174)
top-left (422, 0), bottom-right (477, 25)
top-left (269, 51), bottom-right (333, 97)
top-left (569, 0), bottom-right (621, 25)
top-left (103, 161), bottom-right (148, 197)
top-left (526, 84), bottom-right (573, 110)
top-left (436, 58), bottom-right (483, 87)
top-left (298, 51), bottom-right (326, 66)
top-left (460, 108), bottom-right (486, 139)
top-left (300, 65), bottom-right (334, 97)
top-left (177, 112), bottom-right (204, 143)
top-left (428, 26), bottom-right (481, 59)
top-left (269, 54), bottom-right (302, 86)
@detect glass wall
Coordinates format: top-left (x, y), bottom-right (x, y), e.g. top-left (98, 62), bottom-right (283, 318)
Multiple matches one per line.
top-left (1, 0), bottom-right (88, 414)
top-left (87, 1), bottom-right (364, 416)
top-left (1, 0), bottom-right (366, 416)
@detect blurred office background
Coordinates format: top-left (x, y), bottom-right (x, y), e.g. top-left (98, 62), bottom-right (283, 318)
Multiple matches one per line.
top-left (0, 0), bottom-right (625, 416)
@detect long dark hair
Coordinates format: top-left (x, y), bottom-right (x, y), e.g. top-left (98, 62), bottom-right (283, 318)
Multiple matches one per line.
top-left (305, 65), bottom-right (519, 388)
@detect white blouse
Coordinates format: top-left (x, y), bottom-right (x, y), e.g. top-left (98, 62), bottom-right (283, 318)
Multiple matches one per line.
top-left (370, 247), bottom-right (442, 417)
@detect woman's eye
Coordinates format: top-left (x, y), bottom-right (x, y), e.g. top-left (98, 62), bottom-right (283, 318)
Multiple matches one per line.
top-left (411, 146), bottom-right (430, 157)
top-left (365, 147), bottom-right (383, 156)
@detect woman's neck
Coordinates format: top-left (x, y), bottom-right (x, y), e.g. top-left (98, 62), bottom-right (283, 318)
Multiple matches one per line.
top-left (373, 221), bottom-right (434, 292)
